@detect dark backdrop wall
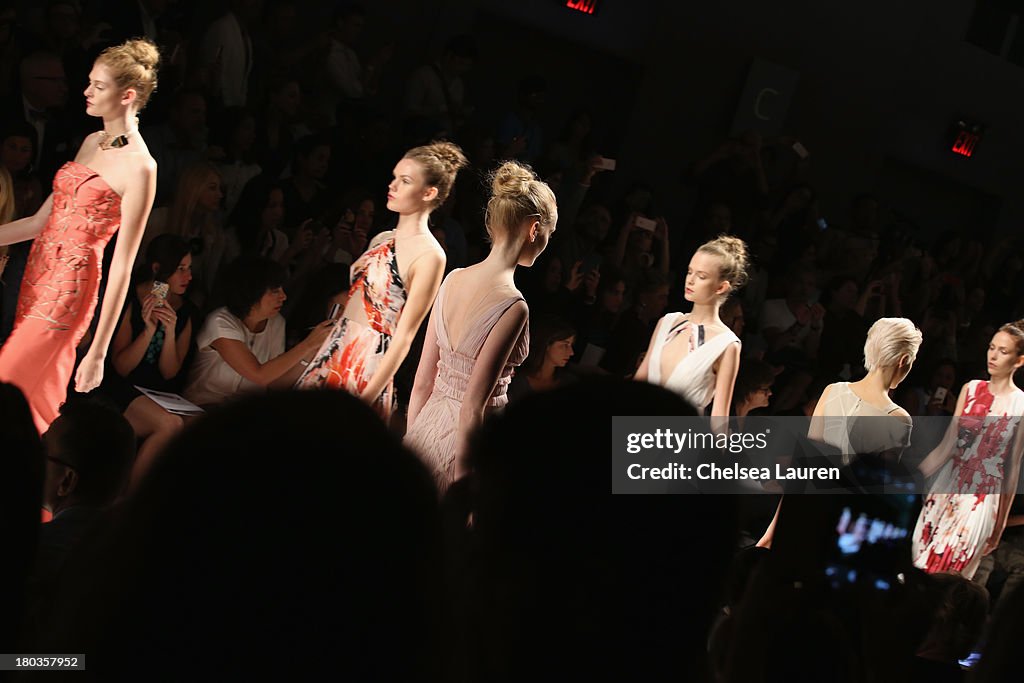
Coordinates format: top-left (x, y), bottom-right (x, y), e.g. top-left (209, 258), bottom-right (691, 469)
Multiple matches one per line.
top-left (301, 0), bottom-right (1022, 240)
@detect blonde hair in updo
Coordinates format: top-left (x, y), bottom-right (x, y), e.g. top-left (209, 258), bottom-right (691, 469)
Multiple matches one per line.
top-left (403, 141), bottom-right (468, 210)
top-left (484, 161), bottom-right (557, 242)
top-left (696, 234), bottom-right (750, 299)
top-left (863, 317), bottom-right (922, 372)
top-left (96, 38), bottom-right (160, 110)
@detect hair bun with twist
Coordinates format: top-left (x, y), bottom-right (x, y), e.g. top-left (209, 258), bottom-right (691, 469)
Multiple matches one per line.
top-left (427, 140), bottom-right (468, 176)
top-left (491, 161), bottom-right (536, 198)
top-left (699, 234), bottom-right (750, 292)
top-left (123, 38), bottom-right (161, 71)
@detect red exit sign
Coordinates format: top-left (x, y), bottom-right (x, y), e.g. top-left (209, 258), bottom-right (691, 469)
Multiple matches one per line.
top-left (949, 120), bottom-right (984, 158)
top-left (565, 0), bottom-right (599, 15)
top-left (951, 131), bottom-right (980, 157)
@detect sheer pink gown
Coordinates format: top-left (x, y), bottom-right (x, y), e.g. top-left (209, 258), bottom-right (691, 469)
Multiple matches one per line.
top-left (404, 275), bottom-right (529, 493)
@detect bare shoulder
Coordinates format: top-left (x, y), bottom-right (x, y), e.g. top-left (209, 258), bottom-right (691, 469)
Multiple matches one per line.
top-left (368, 229), bottom-right (395, 249)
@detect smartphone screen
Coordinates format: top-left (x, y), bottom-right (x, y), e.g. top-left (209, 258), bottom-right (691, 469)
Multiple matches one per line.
top-left (824, 494), bottom-right (918, 592)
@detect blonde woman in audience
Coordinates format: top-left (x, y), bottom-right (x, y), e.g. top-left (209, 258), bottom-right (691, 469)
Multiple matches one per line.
top-left (405, 160), bottom-right (557, 492)
top-left (143, 161), bottom-right (229, 307)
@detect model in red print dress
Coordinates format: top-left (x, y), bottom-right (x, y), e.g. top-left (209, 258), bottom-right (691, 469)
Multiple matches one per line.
top-left (913, 380), bottom-right (1024, 578)
top-left (0, 162), bottom-right (122, 432)
top-left (295, 230), bottom-right (406, 420)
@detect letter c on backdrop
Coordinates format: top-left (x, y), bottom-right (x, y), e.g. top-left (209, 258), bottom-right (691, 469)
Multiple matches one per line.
top-left (754, 87), bottom-right (779, 121)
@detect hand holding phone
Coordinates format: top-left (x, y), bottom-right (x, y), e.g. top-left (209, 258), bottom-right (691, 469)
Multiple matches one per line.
top-left (151, 280), bottom-right (169, 308)
top-left (634, 216), bottom-right (658, 232)
top-left (594, 156), bottom-right (617, 171)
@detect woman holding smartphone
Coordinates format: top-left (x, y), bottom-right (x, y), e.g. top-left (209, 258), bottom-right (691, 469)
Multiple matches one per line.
top-left (105, 235), bottom-right (195, 483)
top-left (914, 320), bottom-right (1024, 578)
top-left (295, 141), bottom-right (467, 422)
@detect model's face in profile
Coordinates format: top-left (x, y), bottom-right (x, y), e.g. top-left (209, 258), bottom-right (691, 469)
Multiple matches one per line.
top-left (387, 158), bottom-right (433, 214)
top-left (987, 331), bottom-right (1024, 378)
top-left (84, 63), bottom-right (124, 118)
top-left (685, 251), bottom-right (727, 305)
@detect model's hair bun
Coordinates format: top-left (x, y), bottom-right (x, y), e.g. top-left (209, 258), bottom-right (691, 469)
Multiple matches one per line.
top-left (97, 37), bottom-right (161, 110)
top-left (697, 234), bottom-right (750, 294)
top-left (123, 38), bottom-right (160, 70)
top-left (491, 161), bottom-right (534, 197)
top-left (403, 141), bottom-right (467, 209)
top-left (484, 161), bottom-right (557, 242)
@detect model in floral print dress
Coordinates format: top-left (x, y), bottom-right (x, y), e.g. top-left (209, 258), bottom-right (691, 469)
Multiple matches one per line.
top-left (914, 323), bottom-right (1024, 578)
top-left (295, 230), bottom-right (406, 418)
top-left (294, 142), bottom-right (467, 422)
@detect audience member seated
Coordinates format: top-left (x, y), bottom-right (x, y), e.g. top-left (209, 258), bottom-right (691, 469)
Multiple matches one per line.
top-left (208, 106), bottom-right (261, 214)
top-left (461, 379), bottom-right (735, 681)
top-left (183, 257), bottom-right (331, 407)
top-left (141, 89), bottom-right (207, 205)
top-left (569, 264), bottom-right (625, 366)
top-left (907, 573), bottom-right (987, 683)
top-left (0, 120), bottom-right (43, 216)
top-left (33, 390), bottom-right (444, 679)
top-left (600, 269), bottom-right (669, 377)
top-left (33, 399), bottom-right (134, 590)
top-left (403, 34), bottom-right (477, 136)
top-left (280, 133), bottom-right (330, 229)
top-left (103, 235), bottom-right (196, 484)
top-left (0, 382), bottom-right (42, 652)
top-left (143, 161), bottom-right (229, 309)
top-left (507, 315), bottom-right (576, 402)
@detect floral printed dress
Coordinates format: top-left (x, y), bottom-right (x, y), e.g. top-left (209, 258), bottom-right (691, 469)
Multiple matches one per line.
top-left (0, 161), bottom-right (122, 432)
top-left (295, 230), bottom-right (407, 421)
top-left (913, 380), bottom-right (1024, 578)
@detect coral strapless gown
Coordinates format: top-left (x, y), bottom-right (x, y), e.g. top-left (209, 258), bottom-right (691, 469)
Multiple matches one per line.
top-left (0, 161), bottom-right (122, 433)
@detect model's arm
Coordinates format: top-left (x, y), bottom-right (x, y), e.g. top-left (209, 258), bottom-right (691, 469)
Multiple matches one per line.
top-left (406, 302), bottom-right (442, 428)
top-left (76, 161), bottom-right (157, 393)
top-left (709, 342), bottom-right (741, 427)
top-left (918, 383), bottom-right (971, 478)
top-left (359, 248), bottom-right (445, 405)
top-left (0, 194), bottom-right (53, 246)
top-left (454, 300), bottom-right (529, 480)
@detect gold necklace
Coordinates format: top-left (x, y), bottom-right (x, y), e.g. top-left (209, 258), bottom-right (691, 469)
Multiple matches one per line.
top-left (98, 118), bottom-right (139, 150)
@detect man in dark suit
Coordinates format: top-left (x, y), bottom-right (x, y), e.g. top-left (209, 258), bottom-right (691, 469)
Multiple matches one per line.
top-left (3, 49), bottom-right (76, 180)
top-left (33, 399), bottom-right (134, 588)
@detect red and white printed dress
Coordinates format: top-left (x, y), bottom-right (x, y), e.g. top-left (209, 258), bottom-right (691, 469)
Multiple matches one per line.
top-left (912, 380), bottom-right (1024, 578)
top-left (295, 231), bottom-right (406, 421)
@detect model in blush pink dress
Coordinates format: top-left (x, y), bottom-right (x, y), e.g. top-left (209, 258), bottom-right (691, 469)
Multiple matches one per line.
top-left (403, 274), bottom-right (529, 493)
